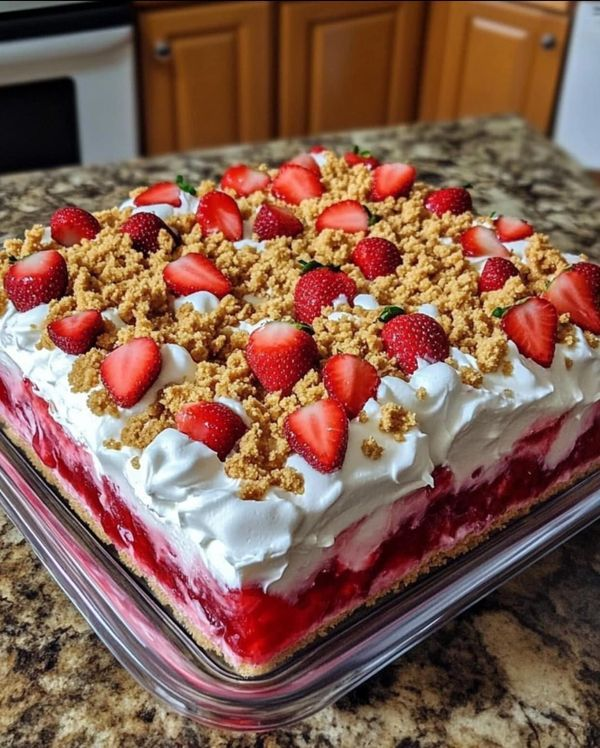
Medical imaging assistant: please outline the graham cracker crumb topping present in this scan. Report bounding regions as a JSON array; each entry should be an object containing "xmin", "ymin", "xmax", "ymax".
[
  {"xmin": 361, "ymin": 437, "xmax": 384, "ymax": 460},
  {"xmin": 0, "ymin": 151, "xmax": 589, "ymax": 498}
]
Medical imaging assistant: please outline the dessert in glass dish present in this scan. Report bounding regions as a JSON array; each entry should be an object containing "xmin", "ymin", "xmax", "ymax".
[{"xmin": 0, "ymin": 147, "xmax": 599, "ymax": 675}]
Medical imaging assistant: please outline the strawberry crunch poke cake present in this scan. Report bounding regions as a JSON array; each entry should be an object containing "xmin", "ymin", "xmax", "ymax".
[{"xmin": 1, "ymin": 147, "xmax": 599, "ymax": 675}]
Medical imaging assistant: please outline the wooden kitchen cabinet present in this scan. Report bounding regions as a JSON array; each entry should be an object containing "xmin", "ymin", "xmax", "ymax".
[
  {"xmin": 278, "ymin": 1, "xmax": 426, "ymax": 137},
  {"xmin": 137, "ymin": 1, "xmax": 273, "ymax": 155},
  {"xmin": 419, "ymin": 1, "xmax": 570, "ymax": 132}
]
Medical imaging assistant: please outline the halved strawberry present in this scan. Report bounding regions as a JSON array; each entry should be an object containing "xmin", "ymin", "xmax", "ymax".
[
  {"xmin": 286, "ymin": 153, "xmax": 321, "ymax": 176},
  {"xmin": 315, "ymin": 200, "xmax": 369, "ymax": 233},
  {"xmin": 50, "ymin": 206, "xmax": 101, "ymax": 247},
  {"xmin": 220, "ymin": 165, "xmax": 270, "ymax": 196},
  {"xmin": 424, "ymin": 187, "xmax": 472, "ymax": 216},
  {"xmin": 478, "ymin": 257, "xmax": 519, "ymax": 293},
  {"xmin": 246, "ymin": 321, "xmax": 319, "ymax": 394},
  {"xmin": 494, "ymin": 215, "xmax": 534, "ymax": 242},
  {"xmin": 543, "ymin": 269, "xmax": 600, "ymax": 334},
  {"xmin": 369, "ymin": 163, "xmax": 416, "ymax": 201},
  {"xmin": 323, "ymin": 354, "xmax": 380, "ymax": 418},
  {"xmin": 3, "ymin": 249, "xmax": 68, "ymax": 312},
  {"xmin": 294, "ymin": 266, "xmax": 357, "ymax": 324},
  {"xmin": 175, "ymin": 401, "xmax": 247, "ymax": 460},
  {"xmin": 253, "ymin": 203, "xmax": 303, "ymax": 241},
  {"xmin": 134, "ymin": 182, "xmax": 181, "ymax": 207},
  {"xmin": 196, "ymin": 190, "xmax": 243, "ymax": 241},
  {"xmin": 381, "ymin": 311, "xmax": 449, "ymax": 375},
  {"xmin": 460, "ymin": 226, "xmax": 510, "ymax": 258},
  {"xmin": 571, "ymin": 262, "xmax": 600, "ymax": 299},
  {"xmin": 272, "ymin": 164, "xmax": 324, "ymax": 205},
  {"xmin": 121, "ymin": 212, "xmax": 179, "ymax": 255},
  {"xmin": 284, "ymin": 399, "xmax": 348, "ymax": 473},
  {"xmin": 344, "ymin": 146, "xmax": 379, "ymax": 170},
  {"xmin": 47, "ymin": 310, "xmax": 103, "ymax": 355},
  {"xmin": 500, "ymin": 297, "xmax": 557, "ymax": 368},
  {"xmin": 163, "ymin": 253, "xmax": 231, "ymax": 298},
  {"xmin": 309, "ymin": 144, "xmax": 326, "ymax": 154},
  {"xmin": 351, "ymin": 237, "xmax": 401, "ymax": 279},
  {"xmin": 100, "ymin": 337, "xmax": 162, "ymax": 408}
]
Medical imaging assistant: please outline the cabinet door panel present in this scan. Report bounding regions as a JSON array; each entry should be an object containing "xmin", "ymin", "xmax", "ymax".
[
  {"xmin": 420, "ymin": 1, "xmax": 568, "ymax": 132},
  {"xmin": 458, "ymin": 17, "xmax": 531, "ymax": 116},
  {"xmin": 172, "ymin": 33, "xmax": 238, "ymax": 149},
  {"xmin": 139, "ymin": 2, "xmax": 273, "ymax": 155},
  {"xmin": 280, "ymin": 1, "xmax": 425, "ymax": 137}
]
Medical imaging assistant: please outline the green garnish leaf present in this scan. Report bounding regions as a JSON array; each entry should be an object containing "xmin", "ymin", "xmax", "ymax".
[
  {"xmin": 299, "ymin": 259, "xmax": 340, "ymax": 274},
  {"xmin": 293, "ymin": 322, "xmax": 315, "ymax": 335},
  {"xmin": 299, "ymin": 259, "xmax": 324, "ymax": 275},
  {"xmin": 176, "ymin": 174, "xmax": 197, "ymax": 196},
  {"xmin": 489, "ymin": 210, "xmax": 498, "ymax": 220},
  {"xmin": 366, "ymin": 206, "xmax": 382, "ymax": 227},
  {"xmin": 352, "ymin": 144, "xmax": 372, "ymax": 157},
  {"xmin": 463, "ymin": 182, "xmax": 474, "ymax": 189},
  {"xmin": 492, "ymin": 307, "xmax": 505, "ymax": 319},
  {"xmin": 379, "ymin": 306, "xmax": 404, "ymax": 323}
]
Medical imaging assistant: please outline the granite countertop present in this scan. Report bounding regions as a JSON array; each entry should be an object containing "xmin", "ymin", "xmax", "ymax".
[{"xmin": 0, "ymin": 116, "xmax": 599, "ymax": 747}]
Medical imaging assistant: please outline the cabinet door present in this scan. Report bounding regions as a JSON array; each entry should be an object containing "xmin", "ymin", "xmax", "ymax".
[
  {"xmin": 419, "ymin": 1, "xmax": 569, "ymax": 132},
  {"xmin": 279, "ymin": 1, "xmax": 425, "ymax": 137},
  {"xmin": 138, "ymin": 2, "xmax": 273, "ymax": 155}
]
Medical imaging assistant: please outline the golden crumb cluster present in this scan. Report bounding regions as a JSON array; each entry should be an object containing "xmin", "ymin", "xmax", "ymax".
[{"xmin": 0, "ymin": 151, "xmax": 588, "ymax": 498}]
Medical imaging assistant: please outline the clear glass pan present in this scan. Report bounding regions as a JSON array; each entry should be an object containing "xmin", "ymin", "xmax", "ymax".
[{"xmin": 0, "ymin": 428, "xmax": 598, "ymax": 731}]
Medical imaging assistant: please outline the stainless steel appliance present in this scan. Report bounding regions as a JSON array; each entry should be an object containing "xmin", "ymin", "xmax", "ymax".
[{"xmin": 0, "ymin": 1, "xmax": 138, "ymax": 173}]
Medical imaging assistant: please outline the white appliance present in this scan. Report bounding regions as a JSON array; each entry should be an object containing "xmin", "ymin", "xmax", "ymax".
[
  {"xmin": 0, "ymin": 1, "xmax": 138, "ymax": 173},
  {"xmin": 554, "ymin": 1, "xmax": 600, "ymax": 169}
]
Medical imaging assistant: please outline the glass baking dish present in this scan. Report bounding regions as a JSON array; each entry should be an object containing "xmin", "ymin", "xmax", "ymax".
[{"xmin": 0, "ymin": 427, "xmax": 598, "ymax": 731}]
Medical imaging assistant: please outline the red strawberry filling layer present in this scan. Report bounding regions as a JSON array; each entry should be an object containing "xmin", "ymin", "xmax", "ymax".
[{"xmin": 0, "ymin": 364, "xmax": 599, "ymax": 670}]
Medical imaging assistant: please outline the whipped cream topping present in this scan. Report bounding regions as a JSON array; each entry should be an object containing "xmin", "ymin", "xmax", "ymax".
[
  {"xmin": 2, "ymin": 196, "xmax": 599, "ymax": 595},
  {"xmin": 120, "ymin": 189, "xmax": 199, "ymax": 219}
]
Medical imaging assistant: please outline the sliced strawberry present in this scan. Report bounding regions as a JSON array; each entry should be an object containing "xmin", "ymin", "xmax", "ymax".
[
  {"xmin": 50, "ymin": 206, "xmax": 101, "ymax": 247},
  {"xmin": 571, "ymin": 262, "xmax": 600, "ymax": 299},
  {"xmin": 163, "ymin": 253, "xmax": 231, "ymax": 298},
  {"xmin": 309, "ymin": 144, "xmax": 326, "ymax": 154},
  {"xmin": 253, "ymin": 203, "xmax": 303, "ymax": 241},
  {"xmin": 220, "ymin": 165, "xmax": 270, "ymax": 197},
  {"xmin": 196, "ymin": 190, "xmax": 243, "ymax": 241},
  {"xmin": 284, "ymin": 399, "xmax": 348, "ymax": 473},
  {"xmin": 543, "ymin": 269, "xmax": 600, "ymax": 334},
  {"xmin": 100, "ymin": 337, "xmax": 162, "ymax": 408},
  {"xmin": 246, "ymin": 321, "xmax": 319, "ymax": 394},
  {"xmin": 351, "ymin": 237, "xmax": 401, "ymax": 279},
  {"xmin": 460, "ymin": 226, "xmax": 510, "ymax": 258},
  {"xmin": 478, "ymin": 257, "xmax": 519, "ymax": 293},
  {"xmin": 315, "ymin": 200, "xmax": 369, "ymax": 233},
  {"xmin": 175, "ymin": 401, "xmax": 247, "ymax": 460},
  {"xmin": 323, "ymin": 354, "xmax": 380, "ymax": 418},
  {"xmin": 494, "ymin": 215, "xmax": 534, "ymax": 243},
  {"xmin": 369, "ymin": 163, "xmax": 416, "ymax": 201},
  {"xmin": 134, "ymin": 182, "xmax": 181, "ymax": 208},
  {"xmin": 424, "ymin": 187, "xmax": 473, "ymax": 216},
  {"xmin": 382, "ymin": 311, "xmax": 449, "ymax": 375},
  {"xmin": 272, "ymin": 164, "xmax": 324, "ymax": 205},
  {"xmin": 286, "ymin": 153, "xmax": 321, "ymax": 176},
  {"xmin": 3, "ymin": 249, "xmax": 68, "ymax": 312},
  {"xmin": 47, "ymin": 310, "xmax": 103, "ymax": 355},
  {"xmin": 294, "ymin": 266, "xmax": 357, "ymax": 325},
  {"xmin": 344, "ymin": 147, "xmax": 379, "ymax": 170},
  {"xmin": 121, "ymin": 212, "xmax": 179, "ymax": 255},
  {"xmin": 500, "ymin": 297, "xmax": 557, "ymax": 368}
]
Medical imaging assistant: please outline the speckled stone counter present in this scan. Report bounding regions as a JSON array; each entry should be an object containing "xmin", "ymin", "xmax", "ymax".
[{"xmin": 0, "ymin": 117, "xmax": 598, "ymax": 747}]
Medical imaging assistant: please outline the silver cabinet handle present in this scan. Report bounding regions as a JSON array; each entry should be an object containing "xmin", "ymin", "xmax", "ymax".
[
  {"xmin": 154, "ymin": 39, "xmax": 171, "ymax": 61},
  {"xmin": 540, "ymin": 33, "xmax": 557, "ymax": 50}
]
